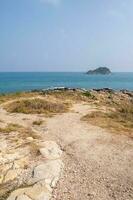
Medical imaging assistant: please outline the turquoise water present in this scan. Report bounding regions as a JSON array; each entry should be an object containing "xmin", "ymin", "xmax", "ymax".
[{"xmin": 0, "ymin": 72, "xmax": 133, "ymax": 93}]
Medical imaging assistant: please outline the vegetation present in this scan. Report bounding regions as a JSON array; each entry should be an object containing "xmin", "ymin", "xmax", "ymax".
[
  {"xmin": 82, "ymin": 100, "xmax": 133, "ymax": 137},
  {"xmin": 1, "ymin": 89, "xmax": 133, "ymax": 137},
  {"xmin": 87, "ymin": 67, "xmax": 111, "ymax": 75},
  {"xmin": 0, "ymin": 123, "xmax": 39, "ymax": 139},
  {"xmin": 0, "ymin": 123, "xmax": 22, "ymax": 133},
  {"xmin": 0, "ymin": 90, "xmax": 96, "ymax": 107},
  {"xmin": 41, "ymin": 90, "xmax": 86, "ymax": 102},
  {"xmin": 0, "ymin": 91, "xmax": 39, "ymax": 104},
  {"xmin": 4, "ymin": 98, "xmax": 70, "ymax": 115},
  {"xmin": 33, "ymin": 120, "xmax": 44, "ymax": 126},
  {"xmin": 83, "ymin": 91, "xmax": 96, "ymax": 100},
  {"xmin": 0, "ymin": 123, "xmax": 41, "ymax": 156}
]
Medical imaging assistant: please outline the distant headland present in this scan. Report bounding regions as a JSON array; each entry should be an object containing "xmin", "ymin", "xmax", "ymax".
[{"xmin": 86, "ymin": 67, "xmax": 111, "ymax": 75}]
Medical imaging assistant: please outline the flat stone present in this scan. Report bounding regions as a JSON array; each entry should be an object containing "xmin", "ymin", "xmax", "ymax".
[
  {"xmin": 26, "ymin": 183, "xmax": 51, "ymax": 200},
  {"xmin": 17, "ymin": 194, "xmax": 32, "ymax": 200},
  {"xmin": 14, "ymin": 156, "xmax": 29, "ymax": 169},
  {"xmin": 31, "ymin": 159, "xmax": 64, "ymax": 186},
  {"xmin": 26, "ymin": 137, "xmax": 34, "ymax": 142},
  {"xmin": 39, "ymin": 141, "xmax": 62, "ymax": 160},
  {"xmin": 7, "ymin": 188, "xmax": 27, "ymax": 200},
  {"xmin": 7, "ymin": 183, "xmax": 51, "ymax": 200},
  {"xmin": 4, "ymin": 169, "xmax": 22, "ymax": 183},
  {"xmin": 5, "ymin": 152, "xmax": 21, "ymax": 162},
  {"xmin": 0, "ymin": 140, "xmax": 7, "ymax": 151}
]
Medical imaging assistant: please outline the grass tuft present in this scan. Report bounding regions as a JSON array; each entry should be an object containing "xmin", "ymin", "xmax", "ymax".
[
  {"xmin": 4, "ymin": 98, "xmax": 69, "ymax": 115},
  {"xmin": 33, "ymin": 120, "xmax": 44, "ymax": 126},
  {"xmin": 82, "ymin": 100, "xmax": 133, "ymax": 137},
  {"xmin": 0, "ymin": 123, "xmax": 22, "ymax": 133},
  {"xmin": 83, "ymin": 91, "xmax": 97, "ymax": 100}
]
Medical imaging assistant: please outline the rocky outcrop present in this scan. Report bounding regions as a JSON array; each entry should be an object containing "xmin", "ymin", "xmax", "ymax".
[
  {"xmin": 87, "ymin": 67, "xmax": 111, "ymax": 75},
  {"xmin": 7, "ymin": 141, "xmax": 64, "ymax": 200},
  {"xmin": 93, "ymin": 88, "xmax": 115, "ymax": 93},
  {"xmin": 39, "ymin": 141, "xmax": 62, "ymax": 160}
]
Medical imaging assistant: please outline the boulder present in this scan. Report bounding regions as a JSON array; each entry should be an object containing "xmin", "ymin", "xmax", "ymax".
[
  {"xmin": 7, "ymin": 182, "xmax": 51, "ymax": 200},
  {"xmin": 31, "ymin": 160, "xmax": 64, "ymax": 186},
  {"xmin": 4, "ymin": 169, "xmax": 22, "ymax": 183},
  {"xmin": 39, "ymin": 141, "xmax": 62, "ymax": 160}
]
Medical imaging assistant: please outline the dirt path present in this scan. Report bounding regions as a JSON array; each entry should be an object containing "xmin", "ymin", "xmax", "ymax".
[{"xmin": 43, "ymin": 103, "xmax": 133, "ymax": 200}]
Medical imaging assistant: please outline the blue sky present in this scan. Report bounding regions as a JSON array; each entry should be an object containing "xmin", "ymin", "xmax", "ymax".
[{"xmin": 0, "ymin": 0, "xmax": 133, "ymax": 72}]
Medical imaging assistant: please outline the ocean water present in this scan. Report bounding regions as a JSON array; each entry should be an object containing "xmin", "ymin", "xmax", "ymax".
[{"xmin": 0, "ymin": 72, "xmax": 133, "ymax": 93}]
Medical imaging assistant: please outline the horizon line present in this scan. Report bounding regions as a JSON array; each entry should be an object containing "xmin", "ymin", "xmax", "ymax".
[{"xmin": 0, "ymin": 71, "xmax": 133, "ymax": 73}]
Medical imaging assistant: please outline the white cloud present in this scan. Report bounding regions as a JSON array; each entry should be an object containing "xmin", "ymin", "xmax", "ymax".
[{"xmin": 40, "ymin": 0, "xmax": 61, "ymax": 6}]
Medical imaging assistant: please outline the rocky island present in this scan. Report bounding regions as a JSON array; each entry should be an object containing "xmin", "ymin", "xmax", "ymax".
[{"xmin": 87, "ymin": 67, "xmax": 111, "ymax": 75}]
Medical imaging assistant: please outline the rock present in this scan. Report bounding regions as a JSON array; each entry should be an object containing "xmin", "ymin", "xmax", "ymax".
[
  {"xmin": 39, "ymin": 141, "xmax": 62, "ymax": 160},
  {"xmin": 7, "ymin": 183, "xmax": 51, "ymax": 200},
  {"xmin": 7, "ymin": 188, "xmax": 26, "ymax": 200},
  {"xmin": 14, "ymin": 157, "xmax": 29, "ymax": 169},
  {"xmin": 4, "ymin": 152, "xmax": 22, "ymax": 163},
  {"xmin": 0, "ymin": 140, "xmax": 7, "ymax": 151},
  {"xmin": 30, "ymin": 160, "xmax": 64, "ymax": 186},
  {"xmin": 4, "ymin": 169, "xmax": 22, "ymax": 183},
  {"xmin": 93, "ymin": 88, "xmax": 114, "ymax": 93},
  {"xmin": 0, "ymin": 174, "xmax": 4, "ymax": 184},
  {"xmin": 120, "ymin": 90, "xmax": 133, "ymax": 97},
  {"xmin": 26, "ymin": 183, "xmax": 51, "ymax": 200},
  {"xmin": 87, "ymin": 67, "xmax": 111, "ymax": 75},
  {"xmin": 26, "ymin": 137, "xmax": 34, "ymax": 142},
  {"xmin": 16, "ymin": 194, "xmax": 32, "ymax": 200},
  {"xmin": 6, "ymin": 142, "xmax": 64, "ymax": 200}
]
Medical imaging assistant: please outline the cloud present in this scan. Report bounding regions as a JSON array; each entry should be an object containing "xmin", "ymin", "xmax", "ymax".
[{"xmin": 40, "ymin": 0, "xmax": 61, "ymax": 6}]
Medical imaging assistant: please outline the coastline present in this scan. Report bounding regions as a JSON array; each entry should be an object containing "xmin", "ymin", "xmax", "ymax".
[
  {"xmin": 0, "ymin": 72, "xmax": 133, "ymax": 93},
  {"xmin": 0, "ymin": 86, "xmax": 133, "ymax": 95}
]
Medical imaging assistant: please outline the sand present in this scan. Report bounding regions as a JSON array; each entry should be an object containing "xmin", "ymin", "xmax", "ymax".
[{"xmin": 0, "ymin": 100, "xmax": 133, "ymax": 200}]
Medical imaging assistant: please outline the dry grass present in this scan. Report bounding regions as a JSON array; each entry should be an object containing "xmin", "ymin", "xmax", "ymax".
[
  {"xmin": 0, "ymin": 91, "xmax": 39, "ymax": 104},
  {"xmin": 4, "ymin": 98, "xmax": 70, "ymax": 115},
  {"xmin": 0, "ymin": 123, "xmax": 42, "ymax": 157},
  {"xmin": 41, "ymin": 90, "xmax": 89, "ymax": 103},
  {"xmin": 0, "ymin": 123, "xmax": 22, "ymax": 133},
  {"xmin": 0, "ymin": 123, "xmax": 39, "ymax": 140},
  {"xmin": 82, "ymin": 91, "xmax": 97, "ymax": 100},
  {"xmin": 0, "ymin": 90, "xmax": 97, "ymax": 107},
  {"xmin": 0, "ymin": 90, "xmax": 86, "ymax": 105},
  {"xmin": 33, "ymin": 120, "xmax": 44, "ymax": 126},
  {"xmin": 82, "ymin": 100, "xmax": 133, "ymax": 137}
]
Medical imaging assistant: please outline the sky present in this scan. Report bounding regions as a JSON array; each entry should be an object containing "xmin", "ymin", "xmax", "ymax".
[{"xmin": 0, "ymin": 0, "xmax": 133, "ymax": 72}]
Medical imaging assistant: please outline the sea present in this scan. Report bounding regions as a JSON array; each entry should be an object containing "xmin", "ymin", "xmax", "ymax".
[{"xmin": 0, "ymin": 72, "xmax": 133, "ymax": 93}]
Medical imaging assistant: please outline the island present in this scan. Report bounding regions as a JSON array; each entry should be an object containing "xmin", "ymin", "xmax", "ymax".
[{"xmin": 86, "ymin": 67, "xmax": 111, "ymax": 75}]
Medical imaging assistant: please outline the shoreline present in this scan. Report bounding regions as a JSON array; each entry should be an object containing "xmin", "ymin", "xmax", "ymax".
[
  {"xmin": 0, "ymin": 87, "xmax": 132, "ymax": 97},
  {"xmin": 0, "ymin": 86, "xmax": 133, "ymax": 95}
]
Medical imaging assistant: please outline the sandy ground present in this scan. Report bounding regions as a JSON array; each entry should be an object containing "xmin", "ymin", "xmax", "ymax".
[
  {"xmin": 43, "ymin": 104, "xmax": 133, "ymax": 200},
  {"xmin": 0, "ymin": 102, "xmax": 133, "ymax": 200}
]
